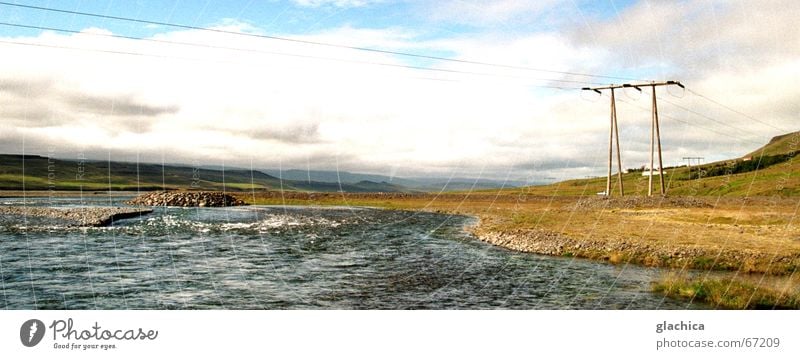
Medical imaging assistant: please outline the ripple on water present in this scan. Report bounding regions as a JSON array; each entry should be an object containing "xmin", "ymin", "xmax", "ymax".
[{"xmin": 0, "ymin": 200, "xmax": 702, "ymax": 309}]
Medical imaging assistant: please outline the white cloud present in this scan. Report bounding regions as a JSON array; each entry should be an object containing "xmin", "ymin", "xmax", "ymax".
[
  {"xmin": 0, "ymin": 1, "xmax": 797, "ymax": 180},
  {"xmin": 421, "ymin": 0, "xmax": 566, "ymax": 26},
  {"xmin": 1, "ymin": 22, "xmax": 607, "ymax": 179},
  {"xmin": 292, "ymin": 0, "xmax": 382, "ymax": 8}
]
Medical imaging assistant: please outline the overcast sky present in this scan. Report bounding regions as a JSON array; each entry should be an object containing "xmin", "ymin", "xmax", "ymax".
[{"xmin": 0, "ymin": 0, "xmax": 797, "ymax": 182}]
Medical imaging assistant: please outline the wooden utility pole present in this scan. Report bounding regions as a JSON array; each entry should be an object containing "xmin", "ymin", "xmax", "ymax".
[
  {"xmin": 583, "ymin": 85, "xmax": 624, "ymax": 196},
  {"xmin": 612, "ymin": 89, "xmax": 623, "ymax": 196},
  {"xmin": 584, "ymin": 80, "xmax": 684, "ymax": 197},
  {"xmin": 650, "ymin": 86, "xmax": 663, "ymax": 196},
  {"xmin": 682, "ymin": 156, "xmax": 704, "ymax": 178}
]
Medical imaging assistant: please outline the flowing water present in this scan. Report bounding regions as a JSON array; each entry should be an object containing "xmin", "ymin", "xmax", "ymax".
[{"xmin": 0, "ymin": 196, "xmax": 702, "ymax": 309}]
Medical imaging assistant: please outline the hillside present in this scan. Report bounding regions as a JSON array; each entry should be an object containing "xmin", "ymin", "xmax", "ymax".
[
  {"xmin": 0, "ymin": 155, "xmax": 408, "ymax": 192},
  {"xmin": 263, "ymin": 168, "xmax": 528, "ymax": 190},
  {"xmin": 474, "ymin": 130, "xmax": 800, "ymax": 197},
  {"xmin": 746, "ymin": 131, "xmax": 800, "ymax": 157},
  {"xmin": 0, "ymin": 154, "xmax": 287, "ymax": 191},
  {"xmin": 2, "ymin": 130, "xmax": 796, "ymax": 195}
]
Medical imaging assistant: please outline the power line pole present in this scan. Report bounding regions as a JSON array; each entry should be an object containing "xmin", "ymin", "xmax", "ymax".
[
  {"xmin": 636, "ymin": 81, "xmax": 684, "ymax": 196},
  {"xmin": 682, "ymin": 156, "xmax": 704, "ymax": 178},
  {"xmin": 584, "ymin": 80, "xmax": 684, "ymax": 197},
  {"xmin": 582, "ymin": 86, "xmax": 624, "ymax": 196}
]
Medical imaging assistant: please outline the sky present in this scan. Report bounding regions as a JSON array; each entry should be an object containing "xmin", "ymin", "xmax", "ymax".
[{"xmin": 0, "ymin": 0, "xmax": 797, "ymax": 182}]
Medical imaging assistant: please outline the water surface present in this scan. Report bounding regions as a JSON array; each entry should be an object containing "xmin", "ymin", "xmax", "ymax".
[{"xmin": 0, "ymin": 197, "xmax": 701, "ymax": 309}]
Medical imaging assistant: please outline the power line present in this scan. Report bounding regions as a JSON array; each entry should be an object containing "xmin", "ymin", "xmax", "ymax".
[
  {"xmin": 686, "ymin": 88, "xmax": 787, "ymax": 132},
  {"xmin": 0, "ymin": 39, "xmax": 184, "ymax": 60},
  {"xmin": 0, "ymin": 1, "xmax": 648, "ymax": 82},
  {"xmin": 614, "ymin": 95, "xmax": 763, "ymax": 147},
  {"xmin": 618, "ymin": 95, "xmax": 761, "ymax": 145},
  {"xmin": 657, "ymin": 95, "xmax": 761, "ymax": 137},
  {"xmin": 0, "ymin": 21, "xmax": 600, "ymax": 87},
  {"xmin": 0, "ymin": 39, "xmax": 577, "ymax": 90},
  {"xmin": 611, "ymin": 87, "xmax": 766, "ymax": 146}
]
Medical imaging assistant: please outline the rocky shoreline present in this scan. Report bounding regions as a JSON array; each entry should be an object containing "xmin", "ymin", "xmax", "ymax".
[
  {"xmin": 0, "ymin": 206, "xmax": 153, "ymax": 227},
  {"xmin": 127, "ymin": 191, "xmax": 246, "ymax": 207},
  {"xmin": 470, "ymin": 221, "xmax": 800, "ymax": 275},
  {"xmin": 570, "ymin": 196, "xmax": 712, "ymax": 210}
]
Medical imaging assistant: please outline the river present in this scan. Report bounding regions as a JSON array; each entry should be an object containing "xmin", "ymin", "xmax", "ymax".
[{"xmin": 0, "ymin": 196, "xmax": 702, "ymax": 309}]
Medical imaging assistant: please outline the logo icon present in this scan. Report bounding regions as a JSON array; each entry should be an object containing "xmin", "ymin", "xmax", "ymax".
[{"xmin": 20, "ymin": 319, "xmax": 46, "ymax": 347}]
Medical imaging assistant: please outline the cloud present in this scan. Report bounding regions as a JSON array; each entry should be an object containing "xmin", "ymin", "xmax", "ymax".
[
  {"xmin": 61, "ymin": 92, "xmax": 179, "ymax": 118},
  {"xmin": 0, "ymin": 2, "xmax": 796, "ymax": 181},
  {"xmin": 292, "ymin": 0, "xmax": 382, "ymax": 8},
  {"xmin": 567, "ymin": 0, "xmax": 800, "ymax": 76},
  {"xmin": 421, "ymin": 0, "xmax": 566, "ymax": 27},
  {"xmin": 0, "ymin": 75, "xmax": 178, "ymax": 133},
  {"xmin": 214, "ymin": 122, "xmax": 322, "ymax": 144},
  {"xmin": 0, "ymin": 77, "xmax": 53, "ymax": 97}
]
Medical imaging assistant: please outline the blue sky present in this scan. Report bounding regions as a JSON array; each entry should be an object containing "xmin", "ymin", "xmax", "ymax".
[
  {"xmin": 0, "ymin": 0, "xmax": 796, "ymax": 180},
  {"xmin": 0, "ymin": 1, "xmax": 635, "ymax": 43}
]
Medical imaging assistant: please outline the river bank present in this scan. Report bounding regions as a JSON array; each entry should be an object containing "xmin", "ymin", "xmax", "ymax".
[
  {"xmin": 0, "ymin": 196, "xmax": 698, "ymax": 309},
  {"xmin": 4, "ymin": 190, "xmax": 799, "ymax": 308},
  {"xmin": 6, "ymin": 191, "xmax": 798, "ymax": 273},
  {"xmin": 240, "ymin": 191, "xmax": 800, "ymax": 273},
  {"xmin": 242, "ymin": 191, "xmax": 800, "ymax": 308}
]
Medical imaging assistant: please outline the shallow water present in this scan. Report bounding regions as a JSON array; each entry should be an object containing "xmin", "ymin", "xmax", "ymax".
[{"xmin": 0, "ymin": 197, "xmax": 702, "ymax": 309}]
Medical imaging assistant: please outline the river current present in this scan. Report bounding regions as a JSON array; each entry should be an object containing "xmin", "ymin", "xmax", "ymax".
[{"xmin": 0, "ymin": 197, "xmax": 701, "ymax": 309}]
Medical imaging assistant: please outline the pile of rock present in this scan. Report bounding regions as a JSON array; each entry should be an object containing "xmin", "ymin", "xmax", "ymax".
[
  {"xmin": 126, "ymin": 191, "xmax": 247, "ymax": 207},
  {"xmin": 571, "ymin": 196, "xmax": 711, "ymax": 210}
]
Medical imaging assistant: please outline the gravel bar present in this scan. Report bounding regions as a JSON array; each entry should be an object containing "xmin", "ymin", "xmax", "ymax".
[{"xmin": 0, "ymin": 206, "xmax": 153, "ymax": 227}]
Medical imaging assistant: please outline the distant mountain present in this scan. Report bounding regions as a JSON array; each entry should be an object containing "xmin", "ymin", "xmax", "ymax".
[
  {"xmin": 264, "ymin": 169, "xmax": 408, "ymax": 185},
  {"xmin": 285, "ymin": 179, "xmax": 409, "ymax": 193},
  {"xmin": 0, "ymin": 154, "xmax": 287, "ymax": 191},
  {"xmin": 0, "ymin": 154, "xmax": 530, "ymax": 193},
  {"xmin": 0, "ymin": 155, "xmax": 410, "ymax": 193},
  {"xmin": 416, "ymin": 181, "xmax": 526, "ymax": 191},
  {"xmin": 263, "ymin": 169, "xmax": 528, "ymax": 191}
]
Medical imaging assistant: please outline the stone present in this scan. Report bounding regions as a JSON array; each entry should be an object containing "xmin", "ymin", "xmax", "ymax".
[{"xmin": 126, "ymin": 191, "xmax": 247, "ymax": 207}]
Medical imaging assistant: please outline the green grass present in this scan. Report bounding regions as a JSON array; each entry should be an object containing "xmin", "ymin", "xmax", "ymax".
[
  {"xmin": 746, "ymin": 131, "xmax": 800, "ymax": 157},
  {"xmin": 653, "ymin": 273, "xmax": 800, "ymax": 309},
  {"xmin": 466, "ymin": 152, "xmax": 800, "ymax": 197}
]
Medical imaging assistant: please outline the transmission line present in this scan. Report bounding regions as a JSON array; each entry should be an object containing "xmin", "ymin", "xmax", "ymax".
[
  {"xmin": 657, "ymin": 95, "xmax": 766, "ymax": 138},
  {"xmin": 0, "ymin": 1, "xmax": 649, "ymax": 82},
  {"xmin": 614, "ymin": 96, "xmax": 763, "ymax": 147},
  {"xmin": 0, "ymin": 39, "xmax": 578, "ymax": 90},
  {"xmin": 686, "ymin": 88, "xmax": 787, "ymax": 132},
  {"xmin": 0, "ymin": 22, "xmax": 600, "ymax": 87}
]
